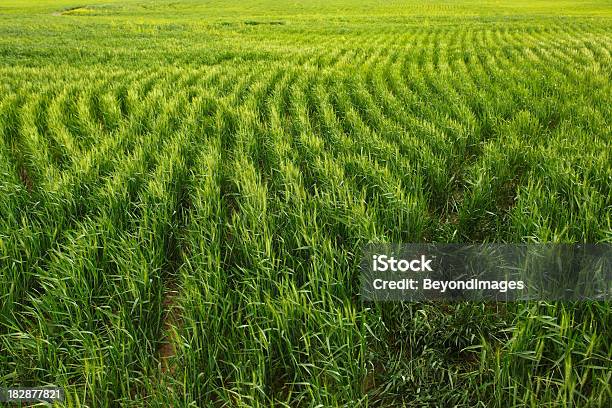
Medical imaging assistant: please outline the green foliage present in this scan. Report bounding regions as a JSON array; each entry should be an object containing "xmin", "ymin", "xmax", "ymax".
[{"xmin": 0, "ymin": 1, "xmax": 610, "ymax": 406}]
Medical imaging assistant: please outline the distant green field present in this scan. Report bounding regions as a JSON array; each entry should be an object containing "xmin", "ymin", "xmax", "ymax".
[{"xmin": 1, "ymin": 1, "xmax": 611, "ymax": 406}]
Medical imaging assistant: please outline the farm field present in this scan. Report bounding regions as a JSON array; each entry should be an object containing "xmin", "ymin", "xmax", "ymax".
[{"xmin": 0, "ymin": 0, "xmax": 611, "ymax": 406}]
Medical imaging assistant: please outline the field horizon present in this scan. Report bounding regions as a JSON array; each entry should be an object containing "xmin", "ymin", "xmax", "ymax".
[{"xmin": 1, "ymin": 1, "xmax": 611, "ymax": 406}]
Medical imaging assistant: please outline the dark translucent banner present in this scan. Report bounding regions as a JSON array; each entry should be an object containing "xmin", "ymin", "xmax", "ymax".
[{"xmin": 361, "ymin": 244, "xmax": 611, "ymax": 301}]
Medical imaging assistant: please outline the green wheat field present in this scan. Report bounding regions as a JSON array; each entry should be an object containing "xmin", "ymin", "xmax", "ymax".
[{"xmin": 1, "ymin": 0, "xmax": 611, "ymax": 406}]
